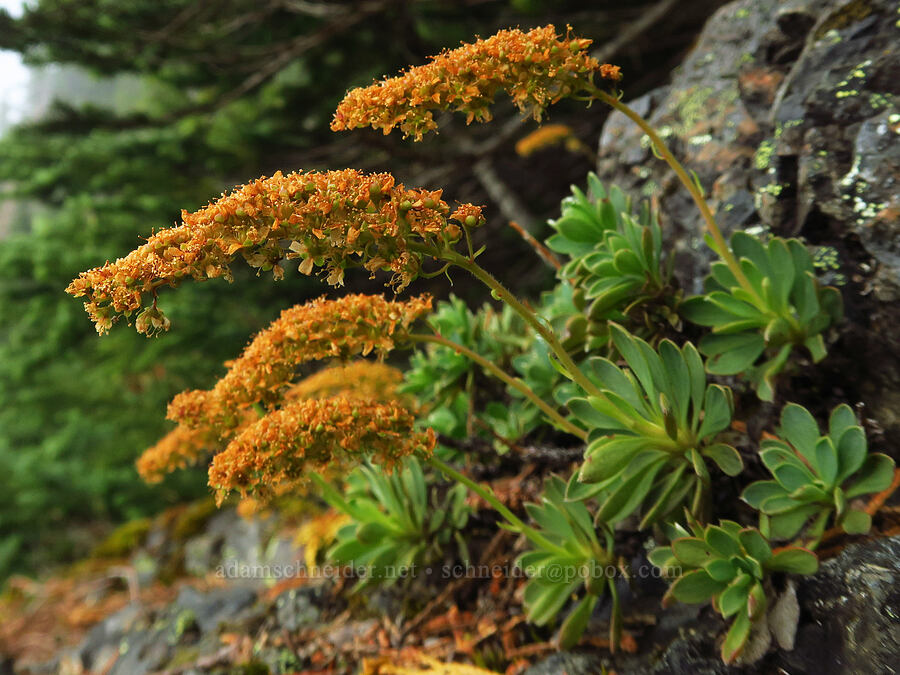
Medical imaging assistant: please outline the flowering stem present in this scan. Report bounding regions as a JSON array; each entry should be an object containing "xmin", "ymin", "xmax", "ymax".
[
  {"xmin": 591, "ymin": 88, "xmax": 765, "ymax": 308},
  {"xmin": 409, "ymin": 333, "xmax": 587, "ymax": 441},
  {"xmin": 435, "ymin": 248, "xmax": 604, "ymax": 400},
  {"xmin": 426, "ymin": 454, "xmax": 568, "ymax": 556}
]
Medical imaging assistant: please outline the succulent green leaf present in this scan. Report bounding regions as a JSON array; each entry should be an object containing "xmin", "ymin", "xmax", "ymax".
[
  {"xmin": 738, "ymin": 528, "xmax": 772, "ymax": 563},
  {"xmin": 702, "ymin": 333, "xmax": 766, "ymax": 375},
  {"xmin": 780, "ymin": 403, "xmax": 820, "ymax": 461},
  {"xmin": 698, "ymin": 385, "xmax": 733, "ymax": 440},
  {"xmin": 766, "ymin": 547, "xmax": 818, "ymax": 575},
  {"xmin": 746, "ymin": 580, "xmax": 767, "ymax": 620},
  {"xmin": 829, "ymin": 403, "xmax": 858, "ymax": 442},
  {"xmin": 840, "ymin": 508, "xmax": 872, "ymax": 535},
  {"xmin": 718, "ymin": 573, "xmax": 751, "ymax": 617},
  {"xmin": 524, "ymin": 578, "xmax": 580, "ymax": 625},
  {"xmin": 671, "ymin": 537, "xmax": 715, "ymax": 567},
  {"xmin": 773, "ymin": 464, "xmax": 815, "ymax": 493},
  {"xmin": 578, "ymin": 436, "xmax": 648, "ymax": 484},
  {"xmin": 668, "ymin": 569, "xmax": 728, "ymax": 604},
  {"xmin": 648, "ymin": 546, "xmax": 679, "ymax": 571},
  {"xmin": 705, "ymin": 526, "xmax": 742, "ymax": 557},
  {"xmin": 705, "ymin": 558, "xmax": 738, "ymax": 583},
  {"xmin": 813, "ymin": 437, "xmax": 839, "ymax": 488},
  {"xmin": 845, "ymin": 454, "xmax": 895, "ymax": 498},
  {"xmin": 766, "ymin": 505, "xmax": 819, "ymax": 540},
  {"xmin": 835, "ymin": 427, "xmax": 867, "ymax": 483},
  {"xmin": 703, "ymin": 443, "xmax": 743, "ymax": 476},
  {"xmin": 596, "ymin": 455, "xmax": 668, "ymax": 523},
  {"xmin": 557, "ymin": 593, "xmax": 599, "ymax": 649},
  {"xmin": 680, "ymin": 296, "xmax": 733, "ymax": 326},
  {"xmin": 742, "ymin": 480, "xmax": 787, "ymax": 508},
  {"xmin": 721, "ymin": 610, "xmax": 752, "ymax": 664}
]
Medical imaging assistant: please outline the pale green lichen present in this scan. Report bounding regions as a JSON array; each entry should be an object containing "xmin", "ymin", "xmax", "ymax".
[
  {"xmin": 735, "ymin": 8, "xmax": 750, "ymax": 19},
  {"xmin": 754, "ymin": 139, "xmax": 776, "ymax": 170},
  {"xmin": 641, "ymin": 180, "xmax": 660, "ymax": 197},
  {"xmin": 689, "ymin": 133, "xmax": 713, "ymax": 146},
  {"xmin": 813, "ymin": 247, "xmax": 842, "ymax": 272},
  {"xmin": 868, "ymin": 93, "xmax": 891, "ymax": 109},
  {"xmin": 813, "ymin": 247, "xmax": 847, "ymax": 286}
]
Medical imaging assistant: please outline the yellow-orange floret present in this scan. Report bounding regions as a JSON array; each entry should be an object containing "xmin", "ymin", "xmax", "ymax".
[
  {"xmin": 515, "ymin": 124, "xmax": 574, "ymax": 157},
  {"xmin": 332, "ymin": 25, "xmax": 619, "ymax": 140},
  {"xmin": 167, "ymin": 293, "xmax": 432, "ymax": 435},
  {"xmin": 136, "ymin": 426, "xmax": 210, "ymax": 483},
  {"xmin": 67, "ymin": 170, "xmax": 475, "ymax": 335},
  {"xmin": 208, "ymin": 396, "xmax": 434, "ymax": 503},
  {"xmin": 284, "ymin": 361, "xmax": 405, "ymax": 403}
]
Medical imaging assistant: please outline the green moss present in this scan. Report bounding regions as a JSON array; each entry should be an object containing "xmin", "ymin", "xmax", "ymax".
[
  {"xmin": 91, "ymin": 517, "xmax": 152, "ymax": 559},
  {"xmin": 170, "ymin": 608, "xmax": 198, "ymax": 644},
  {"xmin": 236, "ymin": 662, "xmax": 270, "ymax": 675},
  {"xmin": 166, "ymin": 645, "xmax": 200, "ymax": 667},
  {"xmin": 171, "ymin": 497, "xmax": 218, "ymax": 541},
  {"xmin": 814, "ymin": 0, "xmax": 874, "ymax": 40}
]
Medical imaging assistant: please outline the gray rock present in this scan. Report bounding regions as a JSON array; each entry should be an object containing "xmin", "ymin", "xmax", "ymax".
[
  {"xmin": 596, "ymin": 0, "xmax": 900, "ymax": 439},
  {"xmin": 173, "ymin": 585, "xmax": 257, "ymax": 634},
  {"xmin": 274, "ymin": 585, "xmax": 322, "ymax": 632},
  {"xmin": 521, "ymin": 652, "xmax": 606, "ymax": 675},
  {"xmin": 778, "ymin": 535, "xmax": 900, "ymax": 675}
]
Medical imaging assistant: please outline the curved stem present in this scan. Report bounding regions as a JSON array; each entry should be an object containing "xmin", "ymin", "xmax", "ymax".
[
  {"xmin": 592, "ymin": 88, "xmax": 765, "ymax": 308},
  {"xmin": 436, "ymin": 248, "xmax": 604, "ymax": 399},
  {"xmin": 409, "ymin": 333, "xmax": 586, "ymax": 441},
  {"xmin": 426, "ymin": 454, "xmax": 568, "ymax": 556}
]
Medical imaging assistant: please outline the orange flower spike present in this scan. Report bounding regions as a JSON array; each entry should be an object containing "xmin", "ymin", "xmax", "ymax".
[
  {"xmin": 68, "ymin": 169, "xmax": 476, "ymax": 335},
  {"xmin": 283, "ymin": 361, "xmax": 405, "ymax": 403},
  {"xmin": 333, "ymin": 25, "xmax": 620, "ymax": 140},
  {"xmin": 168, "ymin": 293, "xmax": 432, "ymax": 434},
  {"xmin": 136, "ymin": 426, "xmax": 209, "ymax": 483},
  {"xmin": 208, "ymin": 396, "xmax": 435, "ymax": 503}
]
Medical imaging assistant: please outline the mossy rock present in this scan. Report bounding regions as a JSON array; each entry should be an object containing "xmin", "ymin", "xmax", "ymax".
[
  {"xmin": 171, "ymin": 496, "xmax": 219, "ymax": 541},
  {"xmin": 90, "ymin": 517, "xmax": 152, "ymax": 559}
]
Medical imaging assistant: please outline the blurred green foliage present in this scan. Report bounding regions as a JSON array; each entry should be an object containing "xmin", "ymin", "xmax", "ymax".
[{"xmin": 0, "ymin": 0, "xmax": 609, "ymax": 579}]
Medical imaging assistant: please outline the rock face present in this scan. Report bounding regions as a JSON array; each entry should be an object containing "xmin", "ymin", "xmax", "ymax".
[
  {"xmin": 525, "ymin": 536, "xmax": 900, "ymax": 674},
  {"xmin": 596, "ymin": 0, "xmax": 900, "ymax": 441},
  {"xmin": 781, "ymin": 535, "xmax": 900, "ymax": 675}
]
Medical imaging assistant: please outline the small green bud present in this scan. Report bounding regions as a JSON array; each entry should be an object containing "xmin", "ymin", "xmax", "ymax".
[
  {"xmin": 305, "ymin": 182, "xmax": 316, "ymax": 193},
  {"xmin": 214, "ymin": 214, "xmax": 225, "ymax": 223},
  {"xmin": 235, "ymin": 207, "xmax": 246, "ymax": 217},
  {"xmin": 400, "ymin": 200, "xmax": 413, "ymax": 211},
  {"xmin": 465, "ymin": 215, "xmax": 477, "ymax": 227}
]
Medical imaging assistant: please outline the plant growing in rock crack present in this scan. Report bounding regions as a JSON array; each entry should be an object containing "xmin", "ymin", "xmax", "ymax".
[
  {"xmin": 68, "ymin": 22, "xmax": 895, "ymax": 665},
  {"xmin": 547, "ymin": 173, "xmax": 678, "ymax": 354},
  {"xmin": 565, "ymin": 323, "xmax": 740, "ymax": 527},
  {"xmin": 516, "ymin": 475, "xmax": 621, "ymax": 650},
  {"xmin": 681, "ymin": 232, "xmax": 843, "ymax": 401},
  {"xmin": 648, "ymin": 517, "xmax": 818, "ymax": 664},
  {"xmin": 313, "ymin": 458, "xmax": 470, "ymax": 590},
  {"xmin": 742, "ymin": 403, "xmax": 895, "ymax": 546}
]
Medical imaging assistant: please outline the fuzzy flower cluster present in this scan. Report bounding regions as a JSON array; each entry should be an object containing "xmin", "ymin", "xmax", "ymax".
[
  {"xmin": 67, "ymin": 170, "xmax": 480, "ymax": 335},
  {"xmin": 136, "ymin": 426, "xmax": 211, "ymax": 484},
  {"xmin": 136, "ymin": 361, "xmax": 404, "ymax": 485},
  {"xmin": 168, "ymin": 294, "xmax": 432, "ymax": 434},
  {"xmin": 208, "ymin": 396, "xmax": 434, "ymax": 503},
  {"xmin": 332, "ymin": 25, "xmax": 620, "ymax": 140},
  {"xmin": 515, "ymin": 123, "xmax": 574, "ymax": 156},
  {"xmin": 284, "ymin": 360, "xmax": 404, "ymax": 403}
]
